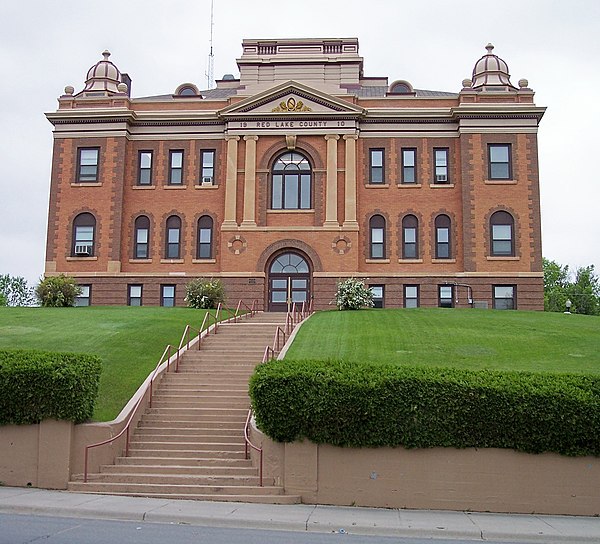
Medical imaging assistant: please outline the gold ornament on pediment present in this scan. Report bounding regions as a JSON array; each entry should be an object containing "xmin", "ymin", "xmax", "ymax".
[{"xmin": 271, "ymin": 97, "xmax": 312, "ymax": 112}]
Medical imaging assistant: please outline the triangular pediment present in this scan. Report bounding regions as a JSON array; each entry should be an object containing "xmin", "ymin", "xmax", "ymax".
[{"xmin": 218, "ymin": 81, "xmax": 365, "ymax": 118}]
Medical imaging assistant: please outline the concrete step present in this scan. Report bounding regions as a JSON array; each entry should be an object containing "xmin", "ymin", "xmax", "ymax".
[
  {"xmin": 138, "ymin": 417, "xmax": 245, "ymax": 428},
  {"xmin": 106, "ymin": 464, "xmax": 256, "ymax": 475},
  {"xmin": 132, "ymin": 433, "xmax": 243, "ymax": 444},
  {"xmin": 126, "ymin": 449, "xmax": 247, "ymax": 459},
  {"xmin": 146, "ymin": 407, "xmax": 248, "ymax": 417},
  {"xmin": 129, "ymin": 441, "xmax": 245, "ymax": 451},
  {"xmin": 157, "ymin": 386, "xmax": 248, "ymax": 393},
  {"xmin": 115, "ymin": 456, "xmax": 252, "ymax": 467},
  {"xmin": 68, "ymin": 482, "xmax": 287, "ymax": 496},
  {"xmin": 66, "ymin": 490, "xmax": 301, "ymax": 504},
  {"xmin": 83, "ymin": 473, "xmax": 261, "ymax": 486},
  {"xmin": 136, "ymin": 426, "xmax": 243, "ymax": 436},
  {"xmin": 150, "ymin": 400, "xmax": 249, "ymax": 409}
]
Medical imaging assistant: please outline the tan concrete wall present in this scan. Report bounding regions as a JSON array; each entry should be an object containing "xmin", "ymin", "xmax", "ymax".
[
  {"xmin": 251, "ymin": 425, "xmax": 600, "ymax": 516},
  {"xmin": 0, "ymin": 420, "xmax": 73, "ymax": 489}
]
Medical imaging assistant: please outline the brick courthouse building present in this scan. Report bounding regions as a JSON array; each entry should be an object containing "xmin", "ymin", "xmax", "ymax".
[{"xmin": 45, "ymin": 39, "xmax": 545, "ymax": 310}]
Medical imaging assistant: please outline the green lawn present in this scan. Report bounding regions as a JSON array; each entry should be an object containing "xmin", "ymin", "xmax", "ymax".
[
  {"xmin": 0, "ymin": 306, "xmax": 213, "ymax": 421},
  {"xmin": 285, "ymin": 309, "xmax": 600, "ymax": 374}
]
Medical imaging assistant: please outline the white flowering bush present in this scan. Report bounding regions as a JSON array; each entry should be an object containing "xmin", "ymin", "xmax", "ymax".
[
  {"xmin": 185, "ymin": 278, "xmax": 225, "ymax": 309},
  {"xmin": 334, "ymin": 278, "xmax": 374, "ymax": 310}
]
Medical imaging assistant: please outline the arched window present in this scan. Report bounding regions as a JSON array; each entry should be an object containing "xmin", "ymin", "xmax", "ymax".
[
  {"xmin": 402, "ymin": 215, "xmax": 418, "ymax": 259},
  {"xmin": 134, "ymin": 215, "xmax": 150, "ymax": 259},
  {"xmin": 165, "ymin": 215, "xmax": 181, "ymax": 259},
  {"xmin": 72, "ymin": 213, "xmax": 96, "ymax": 256},
  {"xmin": 369, "ymin": 215, "xmax": 386, "ymax": 259},
  {"xmin": 271, "ymin": 152, "xmax": 312, "ymax": 210},
  {"xmin": 197, "ymin": 215, "xmax": 213, "ymax": 259},
  {"xmin": 490, "ymin": 211, "xmax": 515, "ymax": 256},
  {"xmin": 435, "ymin": 214, "xmax": 451, "ymax": 259}
]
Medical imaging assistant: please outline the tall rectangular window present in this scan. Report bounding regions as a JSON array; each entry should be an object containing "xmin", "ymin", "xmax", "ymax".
[
  {"xmin": 439, "ymin": 285, "xmax": 454, "ymax": 308},
  {"xmin": 128, "ymin": 285, "xmax": 143, "ymax": 306},
  {"xmin": 493, "ymin": 285, "xmax": 516, "ymax": 310},
  {"xmin": 77, "ymin": 148, "xmax": 99, "ymax": 182},
  {"xmin": 489, "ymin": 144, "xmax": 512, "ymax": 180},
  {"xmin": 169, "ymin": 150, "xmax": 184, "ymax": 185},
  {"xmin": 138, "ymin": 151, "xmax": 153, "ymax": 185},
  {"xmin": 434, "ymin": 148, "xmax": 449, "ymax": 183},
  {"xmin": 402, "ymin": 148, "xmax": 416, "ymax": 184},
  {"xmin": 404, "ymin": 285, "xmax": 419, "ymax": 308},
  {"xmin": 161, "ymin": 285, "xmax": 176, "ymax": 307},
  {"xmin": 75, "ymin": 285, "xmax": 91, "ymax": 307},
  {"xmin": 369, "ymin": 149, "xmax": 384, "ymax": 184},
  {"xmin": 370, "ymin": 285, "xmax": 384, "ymax": 308},
  {"xmin": 200, "ymin": 150, "xmax": 215, "ymax": 184}
]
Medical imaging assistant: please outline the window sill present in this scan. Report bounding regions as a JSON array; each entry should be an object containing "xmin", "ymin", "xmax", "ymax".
[
  {"xmin": 430, "ymin": 183, "xmax": 455, "ymax": 188},
  {"xmin": 484, "ymin": 179, "xmax": 517, "ymax": 185},
  {"xmin": 160, "ymin": 258, "xmax": 184, "ymax": 263},
  {"xmin": 162, "ymin": 185, "xmax": 188, "ymax": 189},
  {"xmin": 192, "ymin": 259, "xmax": 216, "ymax": 264},
  {"xmin": 365, "ymin": 183, "xmax": 390, "ymax": 188},
  {"xmin": 366, "ymin": 258, "xmax": 390, "ymax": 263},
  {"xmin": 194, "ymin": 184, "xmax": 219, "ymax": 190},
  {"xmin": 131, "ymin": 185, "xmax": 156, "ymax": 190},
  {"xmin": 397, "ymin": 183, "xmax": 422, "ymax": 188},
  {"xmin": 71, "ymin": 182, "xmax": 102, "ymax": 187},
  {"xmin": 487, "ymin": 256, "xmax": 520, "ymax": 261},
  {"xmin": 398, "ymin": 259, "xmax": 423, "ymax": 263},
  {"xmin": 66, "ymin": 256, "xmax": 98, "ymax": 261},
  {"xmin": 267, "ymin": 209, "xmax": 314, "ymax": 214},
  {"xmin": 129, "ymin": 259, "xmax": 153, "ymax": 263},
  {"xmin": 432, "ymin": 258, "xmax": 456, "ymax": 263}
]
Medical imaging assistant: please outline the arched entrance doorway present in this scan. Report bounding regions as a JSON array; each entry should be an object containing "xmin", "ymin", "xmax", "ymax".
[{"xmin": 267, "ymin": 251, "xmax": 311, "ymax": 312}]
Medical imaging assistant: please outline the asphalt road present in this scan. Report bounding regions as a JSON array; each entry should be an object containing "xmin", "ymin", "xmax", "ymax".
[{"xmin": 0, "ymin": 513, "xmax": 524, "ymax": 544}]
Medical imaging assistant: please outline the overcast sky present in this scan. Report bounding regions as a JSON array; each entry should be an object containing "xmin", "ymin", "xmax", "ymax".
[{"xmin": 1, "ymin": 0, "xmax": 598, "ymax": 286}]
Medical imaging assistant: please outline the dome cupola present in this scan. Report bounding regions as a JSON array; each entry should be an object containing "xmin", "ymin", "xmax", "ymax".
[
  {"xmin": 471, "ymin": 43, "xmax": 516, "ymax": 90},
  {"xmin": 79, "ymin": 50, "xmax": 122, "ymax": 95}
]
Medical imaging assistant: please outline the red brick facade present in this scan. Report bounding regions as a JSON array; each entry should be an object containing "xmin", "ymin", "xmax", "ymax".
[{"xmin": 45, "ymin": 39, "xmax": 545, "ymax": 310}]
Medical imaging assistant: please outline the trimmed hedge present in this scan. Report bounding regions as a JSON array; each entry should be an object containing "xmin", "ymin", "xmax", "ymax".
[
  {"xmin": 249, "ymin": 359, "xmax": 600, "ymax": 456},
  {"xmin": 0, "ymin": 349, "xmax": 102, "ymax": 425}
]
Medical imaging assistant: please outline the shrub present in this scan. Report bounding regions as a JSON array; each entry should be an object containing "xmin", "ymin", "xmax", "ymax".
[
  {"xmin": 249, "ymin": 359, "xmax": 600, "ymax": 456},
  {"xmin": 0, "ymin": 349, "xmax": 102, "ymax": 424},
  {"xmin": 334, "ymin": 278, "xmax": 374, "ymax": 310},
  {"xmin": 185, "ymin": 278, "xmax": 225, "ymax": 309},
  {"xmin": 35, "ymin": 275, "xmax": 81, "ymax": 307},
  {"xmin": 0, "ymin": 274, "xmax": 35, "ymax": 306}
]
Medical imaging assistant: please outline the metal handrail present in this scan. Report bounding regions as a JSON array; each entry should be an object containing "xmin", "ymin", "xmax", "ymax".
[
  {"xmin": 244, "ymin": 409, "xmax": 263, "ymax": 486},
  {"xmin": 84, "ymin": 343, "xmax": 175, "ymax": 482},
  {"xmin": 83, "ymin": 300, "xmax": 257, "ymax": 482}
]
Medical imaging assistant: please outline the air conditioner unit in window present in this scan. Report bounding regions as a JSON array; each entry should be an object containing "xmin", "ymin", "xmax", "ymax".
[
  {"xmin": 436, "ymin": 174, "xmax": 447, "ymax": 183},
  {"xmin": 201, "ymin": 176, "xmax": 213, "ymax": 186},
  {"xmin": 75, "ymin": 245, "xmax": 91, "ymax": 256}
]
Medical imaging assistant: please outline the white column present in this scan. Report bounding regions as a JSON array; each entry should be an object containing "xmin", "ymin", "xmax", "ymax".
[
  {"xmin": 223, "ymin": 135, "xmax": 240, "ymax": 228},
  {"xmin": 343, "ymin": 133, "xmax": 359, "ymax": 228},
  {"xmin": 323, "ymin": 134, "xmax": 340, "ymax": 227},
  {"xmin": 242, "ymin": 135, "xmax": 258, "ymax": 227}
]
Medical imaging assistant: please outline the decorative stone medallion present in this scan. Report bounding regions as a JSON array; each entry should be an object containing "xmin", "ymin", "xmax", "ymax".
[
  {"xmin": 332, "ymin": 236, "xmax": 352, "ymax": 255},
  {"xmin": 227, "ymin": 235, "xmax": 248, "ymax": 255}
]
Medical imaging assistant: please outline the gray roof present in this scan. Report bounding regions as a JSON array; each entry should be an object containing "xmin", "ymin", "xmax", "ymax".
[{"xmin": 135, "ymin": 86, "xmax": 457, "ymax": 102}]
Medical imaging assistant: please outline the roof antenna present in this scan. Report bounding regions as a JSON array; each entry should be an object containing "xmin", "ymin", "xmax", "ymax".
[{"xmin": 206, "ymin": 0, "xmax": 215, "ymax": 89}]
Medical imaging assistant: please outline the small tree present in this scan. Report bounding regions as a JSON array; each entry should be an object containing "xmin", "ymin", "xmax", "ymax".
[
  {"xmin": 0, "ymin": 274, "xmax": 35, "ymax": 307},
  {"xmin": 35, "ymin": 275, "xmax": 82, "ymax": 307},
  {"xmin": 334, "ymin": 278, "xmax": 374, "ymax": 310},
  {"xmin": 185, "ymin": 278, "xmax": 225, "ymax": 309},
  {"xmin": 0, "ymin": 292, "xmax": 7, "ymax": 307}
]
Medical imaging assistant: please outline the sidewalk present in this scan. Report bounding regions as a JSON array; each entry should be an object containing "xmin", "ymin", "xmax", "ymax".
[{"xmin": 0, "ymin": 486, "xmax": 598, "ymax": 542}]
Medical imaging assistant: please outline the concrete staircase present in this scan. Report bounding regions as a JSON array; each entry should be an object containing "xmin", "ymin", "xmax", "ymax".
[{"xmin": 69, "ymin": 312, "xmax": 300, "ymax": 504}]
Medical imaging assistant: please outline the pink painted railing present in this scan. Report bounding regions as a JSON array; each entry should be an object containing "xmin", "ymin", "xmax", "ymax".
[
  {"xmin": 244, "ymin": 302, "xmax": 315, "ymax": 486},
  {"xmin": 83, "ymin": 299, "xmax": 258, "ymax": 482}
]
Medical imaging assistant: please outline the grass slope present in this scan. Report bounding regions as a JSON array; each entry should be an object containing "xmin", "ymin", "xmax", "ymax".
[
  {"xmin": 0, "ymin": 306, "xmax": 211, "ymax": 421},
  {"xmin": 285, "ymin": 309, "xmax": 600, "ymax": 374}
]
